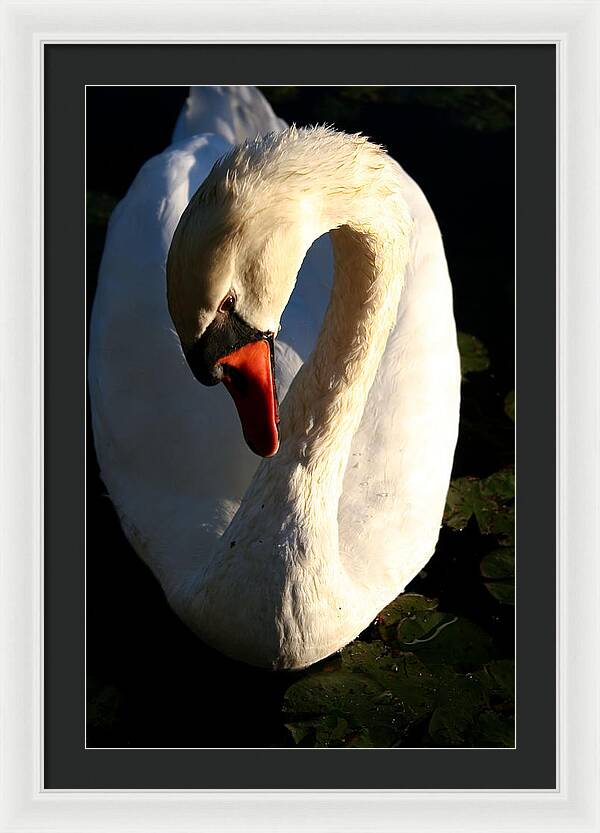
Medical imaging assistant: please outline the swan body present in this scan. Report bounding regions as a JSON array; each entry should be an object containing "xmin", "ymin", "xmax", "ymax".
[{"xmin": 88, "ymin": 87, "xmax": 460, "ymax": 669}]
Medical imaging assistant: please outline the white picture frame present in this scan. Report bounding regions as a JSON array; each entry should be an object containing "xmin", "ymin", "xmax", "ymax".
[{"xmin": 1, "ymin": 0, "xmax": 599, "ymax": 830}]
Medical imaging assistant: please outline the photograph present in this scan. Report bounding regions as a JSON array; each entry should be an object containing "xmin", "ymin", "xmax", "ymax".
[{"xmin": 86, "ymin": 84, "xmax": 515, "ymax": 749}]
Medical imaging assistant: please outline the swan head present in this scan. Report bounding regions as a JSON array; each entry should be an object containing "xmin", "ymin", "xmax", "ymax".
[{"xmin": 167, "ymin": 132, "xmax": 323, "ymax": 458}]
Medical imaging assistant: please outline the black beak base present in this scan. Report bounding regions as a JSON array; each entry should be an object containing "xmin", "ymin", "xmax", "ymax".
[{"xmin": 185, "ymin": 311, "xmax": 268, "ymax": 386}]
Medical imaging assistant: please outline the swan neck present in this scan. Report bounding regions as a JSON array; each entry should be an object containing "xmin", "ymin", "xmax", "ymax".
[{"xmin": 279, "ymin": 194, "xmax": 412, "ymax": 491}]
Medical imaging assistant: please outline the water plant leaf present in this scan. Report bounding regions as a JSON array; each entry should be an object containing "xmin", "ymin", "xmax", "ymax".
[
  {"xmin": 396, "ymin": 614, "xmax": 494, "ymax": 672},
  {"xmin": 444, "ymin": 476, "xmax": 485, "ymax": 531},
  {"xmin": 428, "ymin": 672, "xmax": 487, "ymax": 745},
  {"xmin": 376, "ymin": 593, "xmax": 439, "ymax": 643},
  {"xmin": 481, "ymin": 547, "xmax": 514, "ymax": 579},
  {"xmin": 457, "ymin": 332, "xmax": 490, "ymax": 377},
  {"xmin": 282, "ymin": 600, "xmax": 512, "ymax": 748},
  {"xmin": 378, "ymin": 594, "xmax": 495, "ymax": 671},
  {"xmin": 343, "ymin": 728, "xmax": 377, "ymax": 747},
  {"xmin": 341, "ymin": 642, "xmax": 437, "ymax": 702},
  {"xmin": 444, "ymin": 468, "xmax": 514, "ymax": 537},
  {"xmin": 283, "ymin": 641, "xmax": 439, "ymax": 747},
  {"xmin": 285, "ymin": 713, "xmax": 354, "ymax": 747},
  {"xmin": 481, "ymin": 548, "xmax": 515, "ymax": 605},
  {"xmin": 283, "ymin": 669, "xmax": 397, "ymax": 748},
  {"xmin": 283, "ymin": 669, "xmax": 378, "ymax": 717},
  {"xmin": 476, "ymin": 659, "xmax": 515, "ymax": 701},
  {"xmin": 474, "ymin": 661, "xmax": 515, "ymax": 745},
  {"xmin": 428, "ymin": 662, "xmax": 515, "ymax": 747},
  {"xmin": 480, "ymin": 469, "xmax": 514, "ymax": 501},
  {"xmin": 484, "ymin": 580, "xmax": 515, "ymax": 605},
  {"xmin": 470, "ymin": 710, "xmax": 515, "ymax": 747}
]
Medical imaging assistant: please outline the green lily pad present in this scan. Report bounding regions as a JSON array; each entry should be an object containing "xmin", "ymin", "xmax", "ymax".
[
  {"xmin": 285, "ymin": 713, "xmax": 354, "ymax": 747},
  {"xmin": 283, "ymin": 668, "xmax": 379, "ymax": 716},
  {"xmin": 470, "ymin": 710, "xmax": 515, "ymax": 747},
  {"xmin": 471, "ymin": 661, "xmax": 515, "ymax": 748},
  {"xmin": 457, "ymin": 332, "xmax": 490, "ymax": 377},
  {"xmin": 434, "ymin": 706, "xmax": 515, "ymax": 748},
  {"xmin": 444, "ymin": 477, "xmax": 484, "ymax": 532},
  {"xmin": 476, "ymin": 660, "xmax": 515, "ymax": 701},
  {"xmin": 504, "ymin": 389, "xmax": 515, "ymax": 422},
  {"xmin": 396, "ymin": 614, "xmax": 494, "ymax": 672},
  {"xmin": 282, "ymin": 597, "xmax": 513, "ymax": 747},
  {"xmin": 376, "ymin": 593, "xmax": 439, "ymax": 643},
  {"xmin": 283, "ymin": 641, "xmax": 439, "ymax": 747},
  {"xmin": 341, "ymin": 642, "xmax": 436, "ymax": 701},
  {"xmin": 428, "ymin": 662, "xmax": 515, "ymax": 747},
  {"xmin": 282, "ymin": 635, "xmax": 511, "ymax": 747},
  {"xmin": 481, "ymin": 548, "xmax": 514, "ymax": 579},
  {"xmin": 480, "ymin": 469, "xmax": 515, "ymax": 501},
  {"xmin": 444, "ymin": 468, "xmax": 514, "ymax": 537},
  {"xmin": 377, "ymin": 594, "xmax": 495, "ymax": 672},
  {"xmin": 481, "ymin": 548, "xmax": 515, "ymax": 605},
  {"xmin": 340, "ymin": 643, "xmax": 440, "ymax": 732},
  {"xmin": 428, "ymin": 672, "xmax": 487, "ymax": 745},
  {"xmin": 283, "ymin": 673, "xmax": 395, "ymax": 747},
  {"xmin": 485, "ymin": 581, "xmax": 515, "ymax": 605},
  {"xmin": 396, "ymin": 610, "xmax": 450, "ymax": 645}
]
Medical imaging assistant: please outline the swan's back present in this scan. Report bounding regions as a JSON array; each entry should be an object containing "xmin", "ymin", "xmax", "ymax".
[{"xmin": 172, "ymin": 86, "xmax": 286, "ymax": 145}]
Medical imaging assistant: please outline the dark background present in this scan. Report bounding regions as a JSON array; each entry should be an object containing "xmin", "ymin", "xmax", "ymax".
[{"xmin": 86, "ymin": 85, "xmax": 515, "ymax": 748}]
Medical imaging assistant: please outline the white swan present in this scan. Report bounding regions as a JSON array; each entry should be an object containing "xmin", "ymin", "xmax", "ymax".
[{"xmin": 88, "ymin": 86, "xmax": 461, "ymax": 669}]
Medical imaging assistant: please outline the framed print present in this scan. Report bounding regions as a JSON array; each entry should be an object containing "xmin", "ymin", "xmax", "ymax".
[
  {"xmin": 61, "ymin": 47, "xmax": 537, "ymax": 784},
  {"xmin": 1, "ymin": 1, "xmax": 599, "ymax": 832}
]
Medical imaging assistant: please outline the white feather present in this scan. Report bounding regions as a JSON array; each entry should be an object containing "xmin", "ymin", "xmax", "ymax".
[{"xmin": 88, "ymin": 86, "xmax": 460, "ymax": 669}]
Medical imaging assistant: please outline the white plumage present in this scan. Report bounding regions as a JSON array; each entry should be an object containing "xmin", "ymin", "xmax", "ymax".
[{"xmin": 88, "ymin": 86, "xmax": 461, "ymax": 669}]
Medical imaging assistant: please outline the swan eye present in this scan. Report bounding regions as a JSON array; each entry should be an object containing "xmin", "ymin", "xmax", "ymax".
[{"xmin": 218, "ymin": 293, "xmax": 236, "ymax": 314}]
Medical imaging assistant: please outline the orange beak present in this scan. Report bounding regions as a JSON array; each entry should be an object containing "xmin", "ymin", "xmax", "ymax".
[{"xmin": 216, "ymin": 337, "xmax": 280, "ymax": 457}]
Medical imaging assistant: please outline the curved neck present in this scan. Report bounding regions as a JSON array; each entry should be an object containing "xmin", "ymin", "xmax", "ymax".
[
  {"xmin": 190, "ymin": 197, "xmax": 414, "ymax": 666},
  {"xmin": 279, "ymin": 197, "xmax": 412, "ymax": 498},
  {"xmin": 218, "ymin": 142, "xmax": 414, "ymax": 534},
  {"xmin": 182, "ymin": 138, "xmax": 417, "ymax": 665}
]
